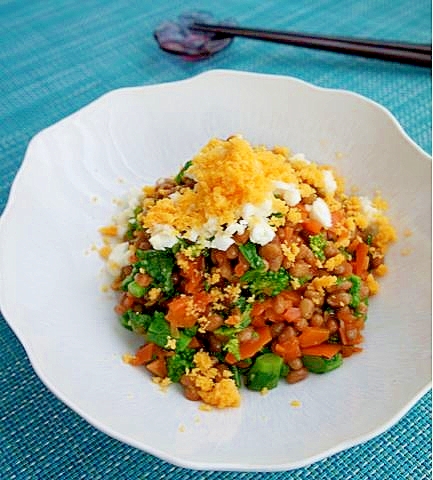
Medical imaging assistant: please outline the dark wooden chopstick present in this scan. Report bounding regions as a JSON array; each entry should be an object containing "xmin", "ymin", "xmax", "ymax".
[{"xmin": 191, "ymin": 22, "xmax": 432, "ymax": 67}]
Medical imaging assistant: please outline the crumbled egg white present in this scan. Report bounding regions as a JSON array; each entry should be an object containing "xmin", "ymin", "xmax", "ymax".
[
  {"xmin": 249, "ymin": 218, "xmax": 275, "ymax": 245},
  {"xmin": 107, "ymin": 241, "xmax": 130, "ymax": 276},
  {"xmin": 112, "ymin": 186, "xmax": 143, "ymax": 235},
  {"xmin": 272, "ymin": 181, "xmax": 301, "ymax": 207},
  {"xmin": 241, "ymin": 198, "xmax": 276, "ymax": 246},
  {"xmin": 359, "ymin": 196, "xmax": 379, "ymax": 222},
  {"xmin": 149, "ymin": 224, "xmax": 179, "ymax": 250},
  {"xmin": 242, "ymin": 198, "xmax": 273, "ymax": 220},
  {"xmin": 310, "ymin": 197, "xmax": 332, "ymax": 228},
  {"xmin": 291, "ymin": 152, "xmax": 310, "ymax": 164},
  {"xmin": 208, "ymin": 232, "xmax": 235, "ymax": 251},
  {"xmin": 322, "ymin": 170, "xmax": 337, "ymax": 195}
]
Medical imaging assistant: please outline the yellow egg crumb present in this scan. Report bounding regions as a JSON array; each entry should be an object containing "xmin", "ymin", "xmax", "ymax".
[
  {"xmin": 375, "ymin": 264, "xmax": 388, "ymax": 276},
  {"xmin": 141, "ymin": 136, "xmax": 301, "ymax": 234},
  {"xmin": 152, "ymin": 377, "xmax": 172, "ymax": 392},
  {"xmin": 311, "ymin": 275, "xmax": 338, "ymax": 291},
  {"xmin": 99, "ymin": 225, "xmax": 119, "ymax": 236},
  {"xmin": 324, "ymin": 253, "xmax": 346, "ymax": 271},
  {"xmin": 122, "ymin": 353, "xmax": 136, "ymax": 364},
  {"xmin": 98, "ymin": 245, "xmax": 112, "ymax": 259},
  {"xmin": 366, "ymin": 274, "xmax": 380, "ymax": 295},
  {"xmin": 183, "ymin": 351, "xmax": 241, "ymax": 408},
  {"xmin": 281, "ymin": 242, "xmax": 300, "ymax": 264}
]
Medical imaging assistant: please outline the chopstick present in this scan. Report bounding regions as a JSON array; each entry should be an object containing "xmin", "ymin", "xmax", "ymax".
[{"xmin": 191, "ymin": 22, "xmax": 432, "ymax": 67}]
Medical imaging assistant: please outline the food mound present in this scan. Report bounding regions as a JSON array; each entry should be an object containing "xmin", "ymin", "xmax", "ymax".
[{"xmin": 100, "ymin": 135, "xmax": 396, "ymax": 409}]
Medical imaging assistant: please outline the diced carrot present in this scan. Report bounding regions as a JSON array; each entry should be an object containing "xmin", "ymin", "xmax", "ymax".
[
  {"xmin": 347, "ymin": 237, "xmax": 360, "ymax": 253},
  {"xmin": 130, "ymin": 343, "xmax": 157, "ymax": 366},
  {"xmin": 225, "ymin": 325, "xmax": 272, "ymax": 364},
  {"xmin": 353, "ymin": 242, "xmax": 369, "ymax": 275},
  {"xmin": 193, "ymin": 291, "xmax": 213, "ymax": 311},
  {"xmin": 341, "ymin": 345, "xmax": 363, "ymax": 357},
  {"xmin": 187, "ymin": 259, "xmax": 205, "ymax": 293},
  {"xmin": 145, "ymin": 358, "xmax": 167, "ymax": 377},
  {"xmin": 165, "ymin": 295, "xmax": 196, "ymax": 328},
  {"xmin": 273, "ymin": 337, "xmax": 301, "ymax": 362},
  {"xmin": 177, "ymin": 254, "xmax": 205, "ymax": 294},
  {"xmin": 225, "ymin": 313, "xmax": 241, "ymax": 326},
  {"xmin": 301, "ymin": 343, "xmax": 341, "ymax": 359},
  {"xmin": 165, "ymin": 292, "xmax": 212, "ymax": 328},
  {"xmin": 298, "ymin": 326, "xmax": 330, "ymax": 348},
  {"xmin": 251, "ymin": 300, "xmax": 271, "ymax": 327},
  {"xmin": 302, "ymin": 219, "xmax": 323, "ymax": 235}
]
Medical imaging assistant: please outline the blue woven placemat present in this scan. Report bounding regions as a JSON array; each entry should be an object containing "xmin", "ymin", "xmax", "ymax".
[{"xmin": 1, "ymin": 1, "xmax": 431, "ymax": 478}]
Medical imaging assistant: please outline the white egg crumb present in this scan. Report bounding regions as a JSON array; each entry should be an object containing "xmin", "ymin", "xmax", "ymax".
[
  {"xmin": 322, "ymin": 169, "xmax": 337, "ymax": 195},
  {"xmin": 272, "ymin": 180, "xmax": 301, "ymax": 206},
  {"xmin": 310, "ymin": 197, "xmax": 332, "ymax": 228},
  {"xmin": 249, "ymin": 218, "xmax": 275, "ymax": 245},
  {"xmin": 149, "ymin": 224, "xmax": 179, "ymax": 250},
  {"xmin": 359, "ymin": 196, "xmax": 379, "ymax": 222},
  {"xmin": 107, "ymin": 241, "xmax": 130, "ymax": 275},
  {"xmin": 291, "ymin": 152, "xmax": 310, "ymax": 163}
]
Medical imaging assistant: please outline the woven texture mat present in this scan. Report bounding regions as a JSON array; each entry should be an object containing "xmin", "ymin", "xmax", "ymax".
[{"xmin": 1, "ymin": 1, "xmax": 431, "ymax": 478}]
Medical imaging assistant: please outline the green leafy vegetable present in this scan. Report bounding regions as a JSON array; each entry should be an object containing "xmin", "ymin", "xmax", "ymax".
[
  {"xmin": 176, "ymin": 326, "xmax": 198, "ymax": 352},
  {"xmin": 238, "ymin": 242, "xmax": 265, "ymax": 270},
  {"xmin": 241, "ymin": 268, "xmax": 290, "ymax": 297},
  {"xmin": 146, "ymin": 312, "xmax": 171, "ymax": 347},
  {"xmin": 246, "ymin": 353, "xmax": 284, "ymax": 391},
  {"xmin": 124, "ymin": 206, "xmax": 143, "ymax": 240},
  {"xmin": 223, "ymin": 337, "xmax": 241, "ymax": 361},
  {"xmin": 309, "ymin": 233, "xmax": 327, "ymax": 261},
  {"xmin": 120, "ymin": 310, "xmax": 152, "ymax": 333},
  {"xmin": 127, "ymin": 281, "xmax": 146, "ymax": 298},
  {"xmin": 230, "ymin": 365, "xmax": 242, "ymax": 388},
  {"xmin": 174, "ymin": 160, "xmax": 193, "ymax": 184},
  {"xmin": 135, "ymin": 249, "xmax": 175, "ymax": 295},
  {"xmin": 167, "ymin": 348, "xmax": 195, "ymax": 382},
  {"xmin": 348, "ymin": 274, "xmax": 362, "ymax": 308},
  {"xmin": 302, "ymin": 353, "xmax": 343, "ymax": 374}
]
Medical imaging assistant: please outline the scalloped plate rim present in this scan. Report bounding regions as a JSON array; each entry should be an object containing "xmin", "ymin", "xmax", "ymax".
[{"xmin": 0, "ymin": 69, "xmax": 431, "ymax": 472}]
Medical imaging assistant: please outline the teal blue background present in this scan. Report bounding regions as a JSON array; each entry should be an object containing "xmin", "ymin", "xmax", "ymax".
[{"xmin": 0, "ymin": 1, "xmax": 431, "ymax": 478}]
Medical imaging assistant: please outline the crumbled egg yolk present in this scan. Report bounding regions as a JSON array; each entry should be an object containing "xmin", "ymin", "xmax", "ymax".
[
  {"xmin": 139, "ymin": 136, "xmax": 350, "ymax": 251},
  {"xmin": 100, "ymin": 135, "xmax": 396, "ymax": 280},
  {"xmin": 184, "ymin": 351, "xmax": 241, "ymax": 408}
]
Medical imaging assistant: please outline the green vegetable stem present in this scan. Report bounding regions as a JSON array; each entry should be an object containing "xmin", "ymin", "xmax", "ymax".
[
  {"xmin": 302, "ymin": 353, "xmax": 343, "ymax": 374},
  {"xmin": 246, "ymin": 353, "xmax": 284, "ymax": 391}
]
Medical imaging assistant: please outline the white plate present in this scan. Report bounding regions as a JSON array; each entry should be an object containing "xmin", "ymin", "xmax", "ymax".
[{"xmin": 0, "ymin": 70, "xmax": 431, "ymax": 472}]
